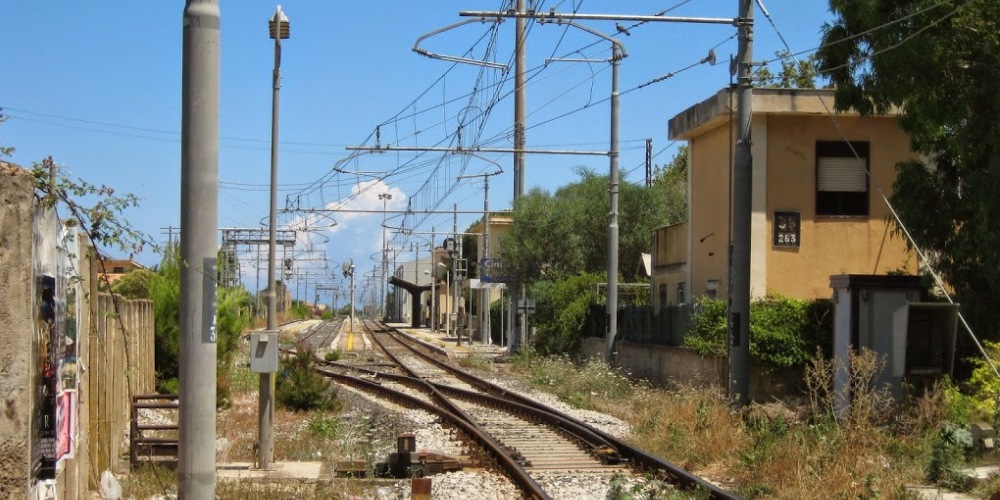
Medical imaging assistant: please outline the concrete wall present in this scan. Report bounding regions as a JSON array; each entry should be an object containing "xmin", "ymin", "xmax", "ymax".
[
  {"xmin": 0, "ymin": 162, "xmax": 34, "ymax": 497},
  {"xmin": 580, "ymin": 337, "xmax": 804, "ymax": 402}
]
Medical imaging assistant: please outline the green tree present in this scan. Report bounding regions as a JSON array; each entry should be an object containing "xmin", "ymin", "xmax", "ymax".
[
  {"xmin": 755, "ymin": 50, "xmax": 820, "ymax": 89},
  {"xmin": 817, "ymin": 0, "xmax": 1000, "ymax": 345},
  {"xmin": 498, "ymin": 167, "xmax": 669, "ymax": 283},
  {"xmin": 111, "ymin": 268, "xmax": 159, "ymax": 299},
  {"xmin": 651, "ymin": 145, "xmax": 688, "ymax": 225},
  {"xmin": 529, "ymin": 272, "xmax": 604, "ymax": 355}
]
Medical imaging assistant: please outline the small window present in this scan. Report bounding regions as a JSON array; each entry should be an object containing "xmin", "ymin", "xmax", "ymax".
[
  {"xmin": 113, "ymin": 267, "xmax": 125, "ymax": 273},
  {"xmin": 658, "ymin": 284, "xmax": 667, "ymax": 307},
  {"xmin": 705, "ymin": 280, "xmax": 719, "ymax": 300},
  {"xmin": 677, "ymin": 282, "xmax": 686, "ymax": 304},
  {"xmin": 816, "ymin": 141, "xmax": 869, "ymax": 216}
]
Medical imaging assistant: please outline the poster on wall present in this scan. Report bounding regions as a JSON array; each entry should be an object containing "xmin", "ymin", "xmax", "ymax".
[{"xmin": 30, "ymin": 208, "xmax": 79, "ymax": 485}]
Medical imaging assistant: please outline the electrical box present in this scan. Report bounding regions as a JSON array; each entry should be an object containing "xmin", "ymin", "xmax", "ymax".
[
  {"xmin": 970, "ymin": 422, "xmax": 996, "ymax": 453},
  {"xmin": 250, "ymin": 330, "xmax": 279, "ymax": 373}
]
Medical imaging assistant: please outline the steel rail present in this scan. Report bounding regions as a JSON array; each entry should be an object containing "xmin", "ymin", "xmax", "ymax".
[{"xmin": 383, "ymin": 326, "xmax": 738, "ymax": 498}]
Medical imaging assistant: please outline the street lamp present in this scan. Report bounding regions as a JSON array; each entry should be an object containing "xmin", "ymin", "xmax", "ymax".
[
  {"xmin": 378, "ymin": 192, "xmax": 392, "ymax": 320},
  {"xmin": 260, "ymin": 3, "xmax": 289, "ymax": 472}
]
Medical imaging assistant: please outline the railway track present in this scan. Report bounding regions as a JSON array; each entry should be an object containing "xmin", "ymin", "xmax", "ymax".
[{"xmin": 316, "ymin": 319, "xmax": 737, "ymax": 499}]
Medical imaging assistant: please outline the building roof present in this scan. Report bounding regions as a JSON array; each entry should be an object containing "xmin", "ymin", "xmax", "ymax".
[{"xmin": 668, "ymin": 87, "xmax": 901, "ymax": 141}]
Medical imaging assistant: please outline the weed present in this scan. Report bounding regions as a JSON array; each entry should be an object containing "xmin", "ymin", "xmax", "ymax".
[
  {"xmin": 307, "ymin": 414, "xmax": 343, "ymax": 439},
  {"xmin": 324, "ymin": 349, "xmax": 344, "ymax": 362}
]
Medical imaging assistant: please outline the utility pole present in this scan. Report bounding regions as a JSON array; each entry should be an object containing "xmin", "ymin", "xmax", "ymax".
[
  {"xmin": 645, "ymin": 138, "xmax": 653, "ymax": 187},
  {"xmin": 379, "ymin": 192, "xmax": 392, "ymax": 320},
  {"xmin": 513, "ymin": 0, "xmax": 527, "ymax": 355},
  {"xmin": 261, "ymin": 4, "xmax": 289, "ymax": 470},
  {"xmin": 430, "ymin": 227, "xmax": 436, "ymax": 332},
  {"xmin": 729, "ymin": 0, "xmax": 754, "ymax": 405},
  {"xmin": 605, "ymin": 41, "xmax": 622, "ymax": 362},
  {"xmin": 453, "ymin": 203, "xmax": 460, "ymax": 343},
  {"xmin": 457, "ymin": 170, "xmax": 502, "ymax": 344},
  {"xmin": 179, "ymin": 0, "xmax": 219, "ymax": 497}
]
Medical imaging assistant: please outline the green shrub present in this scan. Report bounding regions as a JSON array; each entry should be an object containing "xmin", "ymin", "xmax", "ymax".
[
  {"xmin": 927, "ymin": 422, "xmax": 974, "ymax": 491},
  {"xmin": 682, "ymin": 294, "xmax": 831, "ymax": 368},
  {"xmin": 111, "ymin": 268, "xmax": 158, "ymax": 299},
  {"xmin": 324, "ymin": 350, "xmax": 343, "ymax": 362},
  {"xmin": 276, "ymin": 349, "xmax": 341, "ymax": 412},
  {"xmin": 964, "ymin": 340, "xmax": 1000, "ymax": 425},
  {"xmin": 683, "ymin": 297, "xmax": 728, "ymax": 356},
  {"xmin": 530, "ymin": 272, "xmax": 604, "ymax": 355}
]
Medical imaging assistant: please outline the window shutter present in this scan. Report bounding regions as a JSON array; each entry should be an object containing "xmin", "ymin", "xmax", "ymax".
[{"xmin": 818, "ymin": 157, "xmax": 867, "ymax": 192}]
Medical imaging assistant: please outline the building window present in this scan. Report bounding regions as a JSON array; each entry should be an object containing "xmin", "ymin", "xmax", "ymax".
[
  {"xmin": 677, "ymin": 282, "xmax": 686, "ymax": 304},
  {"xmin": 113, "ymin": 267, "xmax": 125, "ymax": 273},
  {"xmin": 816, "ymin": 141, "xmax": 869, "ymax": 216},
  {"xmin": 705, "ymin": 280, "xmax": 719, "ymax": 299},
  {"xmin": 659, "ymin": 284, "xmax": 667, "ymax": 308}
]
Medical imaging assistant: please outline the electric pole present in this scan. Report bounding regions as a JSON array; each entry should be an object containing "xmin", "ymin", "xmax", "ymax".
[
  {"xmin": 513, "ymin": 0, "xmax": 527, "ymax": 354},
  {"xmin": 179, "ymin": 0, "xmax": 219, "ymax": 496},
  {"xmin": 729, "ymin": 0, "xmax": 754, "ymax": 405},
  {"xmin": 457, "ymin": 170, "xmax": 502, "ymax": 344}
]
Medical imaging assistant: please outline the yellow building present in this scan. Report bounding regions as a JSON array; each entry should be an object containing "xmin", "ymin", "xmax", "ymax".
[
  {"xmin": 98, "ymin": 257, "xmax": 146, "ymax": 285},
  {"xmin": 652, "ymin": 88, "xmax": 919, "ymax": 309}
]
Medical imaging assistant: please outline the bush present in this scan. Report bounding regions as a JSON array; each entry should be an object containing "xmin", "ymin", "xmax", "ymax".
[
  {"xmin": 682, "ymin": 294, "xmax": 831, "ymax": 368},
  {"xmin": 276, "ymin": 349, "xmax": 341, "ymax": 412},
  {"xmin": 111, "ymin": 268, "xmax": 158, "ymax": 299},
  {"xmin": 530, "ymin": 272, "xmax": 604, "ymax": 355},
  {"xmin": 683, "ymin": 297, "xmax": 728, "ymax": 356}
]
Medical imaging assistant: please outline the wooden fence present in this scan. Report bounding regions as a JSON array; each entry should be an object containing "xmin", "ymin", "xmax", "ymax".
[{"xmin": 86, "ymin": 292, "xmax": 155, "ymax": 485}]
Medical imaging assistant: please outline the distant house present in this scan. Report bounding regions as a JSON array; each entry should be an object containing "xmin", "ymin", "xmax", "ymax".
[
  {"xmin": 651, "ymin": 87, "xmax": 919, "ymax": 309},
  {"xmin": 99, "ymin": 257, "xmax": 146, "ymax": 284}
]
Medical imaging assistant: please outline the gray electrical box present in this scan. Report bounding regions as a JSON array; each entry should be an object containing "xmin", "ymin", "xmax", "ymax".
[{"xmin": 250, "ymin": 330, "xmax": 279, "ymax": 373}]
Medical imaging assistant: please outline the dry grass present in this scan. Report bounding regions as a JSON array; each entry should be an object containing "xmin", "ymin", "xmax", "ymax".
[{"xmin": 504, "ymin": 348, "xmax": 979, "ymax": 498}]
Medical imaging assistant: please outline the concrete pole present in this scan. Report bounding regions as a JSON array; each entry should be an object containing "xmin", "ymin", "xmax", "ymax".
[
  {"xmin": 511, "ymin": 0, "xmax": 527, "ymax": 355},
  {"xmin": 179, "ymin": 0, "xmax": 219, "ymax": 496},
  {"xmin": 349, "ymin": 267, "xmax": 356, "ymax": 332},
  {"xmin": 729, "ymin": 0, "xmax": 754, "ymax": 405},
  {"xmin": 604, "ymin": 45, "xmax": 621, "ymax": 363},
  {"xmin": 514, "ymin": 0, "xmax": 526, "ymax": 200},
  {"xmin": 481, "ymin": 176, "xmax": 491, "ymax": 344},
  {"xmin": 453, "ymin": 203, "xmax": 459, "ymax": 343},
  {"xmin": 260, "ymin": 3, "xmax": 287, "ymax": 470},
  {"xmin": 430, "ymin": 227, "xmax": 436, "ymax": 332}
]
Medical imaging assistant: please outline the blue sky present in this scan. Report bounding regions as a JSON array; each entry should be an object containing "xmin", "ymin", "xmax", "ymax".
[{"xmin": 4, "ymin": 1, "xmax": 833, "ymax": 305}]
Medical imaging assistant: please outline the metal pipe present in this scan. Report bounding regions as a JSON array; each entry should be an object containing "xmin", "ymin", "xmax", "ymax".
[{"xmin": 179, "ymin": 0, "xmax": 220, "ymax": 495}]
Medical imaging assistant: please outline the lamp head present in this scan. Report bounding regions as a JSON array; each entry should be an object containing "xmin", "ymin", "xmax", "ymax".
[{"xmin": 269, "ymin": 5, "xmax": 290, "ymax": 40}]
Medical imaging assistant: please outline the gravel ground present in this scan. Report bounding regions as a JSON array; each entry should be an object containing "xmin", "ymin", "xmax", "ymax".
[{"xmin": 332, "ymin": 365, "xmax": 669, "ymax": 500}]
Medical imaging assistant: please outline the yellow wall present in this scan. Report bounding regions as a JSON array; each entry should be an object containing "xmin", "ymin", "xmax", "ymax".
[
  {"xmin": 763, "ymin": 115, "xmax": 918, "ymax": 299},
  {"xmin": 659, "ymin": 96, "xmax": 919, "ymax": 304},
  {"xmin": 687, "ymin": 123, "xmax": 733, "ymax": 300},
  {"xmin": 651, "ymin": 222, "xmax": 687, "ymax": 308}
]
